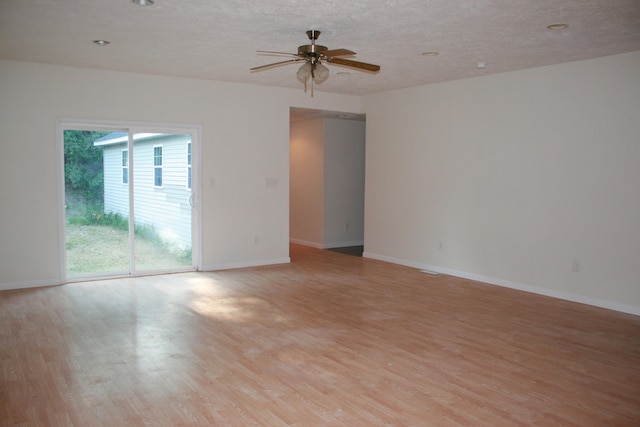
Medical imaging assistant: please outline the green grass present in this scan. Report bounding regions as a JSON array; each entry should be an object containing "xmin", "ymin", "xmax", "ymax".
[
  {"xmin": 66, "ymin": 223, "xmax": 192, "ymax": 277},
  {"xmin": 64, "ymin": 196, "xmax": 191, "ymax": 276}
]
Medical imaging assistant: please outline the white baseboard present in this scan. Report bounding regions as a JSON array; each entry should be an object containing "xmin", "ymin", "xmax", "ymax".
[
  {"xmin": 7, "ymin": 252, "xmax": 636, "ymax": 317},
  {"xmin": 202, "ymin": 257, "xmax": 291, "ymax": 272},
  {"xmin": 0, "ymin": 257, "xmax": 291, "ymax": 291},
  {"xmin": 0, "ymin": 258, "xmax": 292, "ymax": 290},
  {"xmin": 0, "ymin": 278, "xmax": 62, "ymax": 292},
  {"xmin": 290, "ymin": 238, "xmax": 324, "ymax": 249},
  {"xmin": 363, "ymin": 251, "xmax": 640, "ymax": 317}
]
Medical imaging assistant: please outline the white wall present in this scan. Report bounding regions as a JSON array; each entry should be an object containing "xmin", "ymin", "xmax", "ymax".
[
  {"xmin": 0, "ymin": 59, "xmax": 362, "ymax": 288},
  {"xmin": 2, "ymin": 53, "xmax": 638, "ymax": 315},
  {"xmin": 322, "ymin": 118, "xmax": 365, "ymax": 247},
  {"xmin": 364, "ymin": 51, "xmax": 640, "ymax": 314},
  {"xmin": 290, "ymin": 118, "xmax": 324, "ymax": 246}
]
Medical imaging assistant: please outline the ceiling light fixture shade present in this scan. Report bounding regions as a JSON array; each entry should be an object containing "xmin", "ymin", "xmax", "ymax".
[
  {"xmin": 131, "ymin": 0, "xmax": 154, "ymax": 6},
  {"xmin": 296, "ymin": 61, "xmax": 329, "ymax": 96},
  {"xmin": 314, "ymin": 62, "xmax": 329, "ymax": 84},
  {"xmin": 296, "ymin": 62, "xmax": 311, "ymax": 83}
]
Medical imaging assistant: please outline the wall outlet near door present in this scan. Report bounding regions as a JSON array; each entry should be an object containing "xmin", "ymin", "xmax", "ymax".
[{"xmin": 572, "ymin": 260, "xmax": 580, "ymax": 272}]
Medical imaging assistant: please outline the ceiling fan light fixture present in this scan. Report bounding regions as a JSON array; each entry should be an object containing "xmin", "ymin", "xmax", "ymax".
[
  {"xmin": 296, "ymin": 62, "xmax": 312, "ymax": 83},
  {"xmin": 314, "ymin": 62, "xmax": 330, "ymax": 84}
]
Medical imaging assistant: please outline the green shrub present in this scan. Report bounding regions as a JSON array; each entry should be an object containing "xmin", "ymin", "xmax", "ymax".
[{"xmin": 68, "ymin": 216, "xmax": 90, "ymax": 226}]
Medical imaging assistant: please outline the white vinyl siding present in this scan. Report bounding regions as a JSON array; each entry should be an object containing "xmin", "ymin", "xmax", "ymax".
[
  {"xmin": 103, "ymin": 143, "xmax": 129, "ymax": 216},
  {"xmin": 102, "ymin": 134, "xmax": 192, "ymax": 249}
]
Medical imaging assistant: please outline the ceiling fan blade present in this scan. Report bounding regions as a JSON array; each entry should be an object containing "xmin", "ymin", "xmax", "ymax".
[
  {"xmin": 321, "ymin": 48, "xmax": 356, "ymax": 58},
  {"xmin": 257, "ymin": 50, "xmax": 300, "ymax": 58},
  {"xmin": 327, "ymin": 57, "xmax": 380, "ymax": 72},
  {"xmin": 250, "ymin": 58, "xmax": 303, "ymax": 72}
]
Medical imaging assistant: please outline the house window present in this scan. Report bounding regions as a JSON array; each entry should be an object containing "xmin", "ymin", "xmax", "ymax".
[
  {"xmin": 187, "ymin": 142, "xmax": 192, "ymax": 190},
  {"xmin": 121, "ymin": 149, "xmax": 129, "ymax": 184},
  {"xmin": 153, "ymin": 145, "xmax": 163, "ymax": 187}
]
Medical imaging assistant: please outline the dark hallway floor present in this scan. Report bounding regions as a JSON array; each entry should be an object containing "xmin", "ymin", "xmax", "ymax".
[{"xmin": 326, "ymin": 245, "xmax": 364, "ymax": 257}]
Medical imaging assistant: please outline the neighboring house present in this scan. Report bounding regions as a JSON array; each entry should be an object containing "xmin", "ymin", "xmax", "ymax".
[{"xmin": 94, "ymin": 132, "xmax": 192, "ymax": 250}]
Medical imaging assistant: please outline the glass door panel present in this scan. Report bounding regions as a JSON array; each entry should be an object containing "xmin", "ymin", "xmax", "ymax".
[
  {"xmin": 64, "ymin": 129, "xmax": 130, "ymax": 277},
  {"xmin": 132, "ymin": 133, "xmax": 193, "ymax": 272}
]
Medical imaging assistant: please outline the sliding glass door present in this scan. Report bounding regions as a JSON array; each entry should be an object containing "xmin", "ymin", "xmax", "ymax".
[
  {"xmin": 63, "ymin": 129, "xmax": 131, "ymax": 276},
  {"xmin": 61, "ymin": 123, "xmax": 198, "ymax": 279},
  {"xmin": 131, "ymin": 132, "xmax": 193, "ymax": 272}
]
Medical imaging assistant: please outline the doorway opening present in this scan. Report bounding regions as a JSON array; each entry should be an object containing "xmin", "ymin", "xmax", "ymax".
[{"xmin": 289, "ymin": 108, "xmax": 366, "ymax": 257}]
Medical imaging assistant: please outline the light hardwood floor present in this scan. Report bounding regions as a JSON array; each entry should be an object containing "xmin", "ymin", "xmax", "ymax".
[{"xmin": 1, "ymin": 244, "xmax": 639, "ymax": 426}]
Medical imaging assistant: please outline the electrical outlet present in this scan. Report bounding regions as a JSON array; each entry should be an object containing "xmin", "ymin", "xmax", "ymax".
[
  {"xmin": 344, "ymin": 222, "xmax": 350, "ymax": 231},
  {"xmin": 572, "ymin": 260, "xmax": 580, "ymax": 272},
  {"xmin": 438, "ymin": 241, "xmax": 443, "ymax": 250},
  {"xmin": 254, "ymin": 236, "xmax": 260, "ymax": 245},
  {"xmin": 265, "ymin": 177, "xmax": 278, "ymax": 188}
]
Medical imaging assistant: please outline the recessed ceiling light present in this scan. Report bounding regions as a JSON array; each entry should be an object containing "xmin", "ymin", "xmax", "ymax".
[
  {"xmin": 421, "ymin": 52, "xmax": 439, "ymax": 57},
  {"xmin": 131, "ymin": 0, "xmax": 154, "ymax": 6},
  {"xmin": 336, "ymin": 71, "xmax": 351, "ymax": 76},
  {"xmin": 93, "ymin": 40, "xmax": 110, "ymax": 46},
  {"xmin": 476, "ymin": 62, "xmax": 486, "ymax": 69},
  {"xmin": 546, "ymin": 23, "xmax": 568, "ymax": 30}
]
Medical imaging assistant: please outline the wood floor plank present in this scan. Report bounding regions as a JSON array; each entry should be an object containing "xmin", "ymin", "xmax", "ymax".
[{"xmin": 1, "ymin": 244, "xmax": 639, "ymax": 426}]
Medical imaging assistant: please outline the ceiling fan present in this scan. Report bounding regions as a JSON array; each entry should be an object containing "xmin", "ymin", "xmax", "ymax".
[{"xmin": 250, "ymin": 30, "xmax": 380, "ymax": 96}]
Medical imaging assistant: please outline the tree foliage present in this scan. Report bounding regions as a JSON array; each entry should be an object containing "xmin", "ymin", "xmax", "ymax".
[{"xmin": 64, "ymin": 130, "xmax": 109, "ymax": 206}]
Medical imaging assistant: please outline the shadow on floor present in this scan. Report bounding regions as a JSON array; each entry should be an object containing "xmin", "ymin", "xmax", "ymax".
[{"xmin": 326, "ymin": 246, "xmax": 364, "ymax": 257}]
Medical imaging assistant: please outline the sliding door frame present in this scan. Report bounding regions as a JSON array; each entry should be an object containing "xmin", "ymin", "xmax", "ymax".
[{"xmin": 56, "ymin": 118, "xmax": 202, "ymax": 282}]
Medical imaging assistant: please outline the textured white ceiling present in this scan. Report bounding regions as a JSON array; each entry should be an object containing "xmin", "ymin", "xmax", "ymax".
[{"xmin": 0, "ymin": 0, "xmax": 639, "ymax": 95}]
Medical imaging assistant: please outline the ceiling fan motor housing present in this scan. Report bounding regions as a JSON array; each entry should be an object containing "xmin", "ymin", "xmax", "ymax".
[
  {"xmin": 298, "ymin": 44, "xmax": 328, "ymax": 58},
  {"xmin": 300, "ymin": 30, "xmax": 325, "ymax": 63}
]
